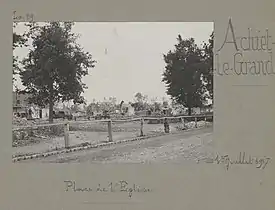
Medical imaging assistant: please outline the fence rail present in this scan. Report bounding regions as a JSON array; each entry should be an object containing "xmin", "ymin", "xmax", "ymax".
[
  {"xmin": 13, "ymin": 114, "xmax": 213, "ymax": 151},
  {"xmin": 13, "ymin": 114, "xmax": 213, "ymax": 130}
]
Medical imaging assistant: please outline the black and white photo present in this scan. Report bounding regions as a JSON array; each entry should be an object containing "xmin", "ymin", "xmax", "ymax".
[{"xmin": 12, "ymin": 22, "xmax": 214, "ymax": 163}]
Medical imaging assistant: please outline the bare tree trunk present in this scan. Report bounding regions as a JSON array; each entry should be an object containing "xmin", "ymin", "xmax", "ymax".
[
  {"xmin": 188, "ymin": 107, "xmax": 192, "ymax": 116},
  {"xmin": 48, "ymin": 83, "xmax": 54, "ymax": 123}
]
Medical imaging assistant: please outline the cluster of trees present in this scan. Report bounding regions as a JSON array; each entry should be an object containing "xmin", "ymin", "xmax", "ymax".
[
  {"xmin": 13, "ymin": 22, "xmax": 96, "ymax": 123},
  {"xmin": 131, "ymin": 93, "xmax": 169, "ymax": 112},
  {"xmin": 85, "ymin": 32, "xmax": 214, "ymax": 116},
  {"xmin": 85, "ymin": 93, "xmax": 169, "ymax": 115},
  {"xmin": 86, "ymin": 97, "xmax": 119, "ymax": 115},
  {"xmin": 162, "ymin": 32, "xmax": 213, "ymax": 115},
  {"xmin": 13, "ymin": 22, "xmax": 213, "ymax": 122}
]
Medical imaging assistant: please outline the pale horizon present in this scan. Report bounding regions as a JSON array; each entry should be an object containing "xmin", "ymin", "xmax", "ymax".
[{"xmin": 13, "ymin": 22, "xmax": 213, "ymax": 104}]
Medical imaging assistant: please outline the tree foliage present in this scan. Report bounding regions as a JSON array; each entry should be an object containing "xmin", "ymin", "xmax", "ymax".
[
  {"xmin": 201, "ymin": 32, "xmax": 214, "ymax": 99},
  {"xmin": 132, "ymin": 92, "xmax": 149, "ymax": 111},
  {"xmin": 86, "ymin": 97, "xmax": 118, "ymax": 116},
  {"xmin": 134, "ymin": 92, "xmax": 148, "ymax": 103},
  {"xmin": 162, "ymin": 34, "xmax": 213, "ymax": 115},
  {"xmin": 153, "ymin": 102, "xmax": 161, "ymax": 112},
  {"xmin": 19, "ymin": 22, "xmax": 96, "ymax": 122},
  {"xmin": 86, "ymin": 102, "xmax": 98, "ymax": 115},
  {"xmin": 13, "ymin": 23, "xmax": 28, "ymax": 82}
]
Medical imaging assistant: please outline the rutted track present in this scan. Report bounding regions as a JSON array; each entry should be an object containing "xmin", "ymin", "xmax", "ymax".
[{"xmin": 19, "ymin": 127, "xmax": 213, "ymax": 163}]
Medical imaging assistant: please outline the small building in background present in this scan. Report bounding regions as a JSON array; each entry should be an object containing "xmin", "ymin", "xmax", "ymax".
[
  {"xmin": 13, "ymin": 91, "xmax": 32, "ymax": 118},
  {"xmin": 191, "ymin": 104, "xmax": 213, "ymax": 115},
  {"xmin": 73, "ymin": 110, "xmax": 86, "ymax": 118},
  {"xmin": 121, "ymin": 103, "xmax": 135, "ymax": 116},
  {"xmin": 12, "ymin": 91, "xmax": 49, "ymax": 120},
  {"xmin": 192, "ymin": 107, "xmax": 201, "ymax": 115},
  {"xmin": 161, "ymin": 107, "xmax": 173, "ymax": 116}
]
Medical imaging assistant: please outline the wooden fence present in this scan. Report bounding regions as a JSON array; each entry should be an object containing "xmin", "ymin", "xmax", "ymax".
[{"xmin": 13, "ymin": 114, "xmax": 213, "ymax": 149}]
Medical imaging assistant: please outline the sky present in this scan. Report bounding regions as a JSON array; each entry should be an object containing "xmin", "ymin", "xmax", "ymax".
[{"xmin": 13, "ymin": 22, "xmax": 213, "ymax": 104}]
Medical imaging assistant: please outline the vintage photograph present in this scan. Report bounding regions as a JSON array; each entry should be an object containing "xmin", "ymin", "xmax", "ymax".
[{"xmin": 12, "ymin": 22, "xmax": 214, "ymax": 163}]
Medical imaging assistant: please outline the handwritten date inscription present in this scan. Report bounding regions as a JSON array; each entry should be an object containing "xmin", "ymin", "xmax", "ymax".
[{"xmin": 198, "ymin": 152, "xmax": 271, "ymax": 170}]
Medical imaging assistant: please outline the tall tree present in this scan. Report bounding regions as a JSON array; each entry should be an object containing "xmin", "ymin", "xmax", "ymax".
[
  {"xmin": 162, "ymin": 35, "xmax": 207, "ymax": 115},
  {"xmin": 13, "ymin": 23, "xmax": 28, "ymax": 82},
  {"xmin": 201, "ymin": 32, "xmax": 214, "ymax": 100},
  {"xmin": 134, "ymin": 92, "xmax": 146, "ymax": 103},
  {"xmin": 20, "ymin": 22, "xmax": 96, "ymax": 123},
  {"xmin": 133, "ymin": 92, "xmax": 148, "ymax": 111}
]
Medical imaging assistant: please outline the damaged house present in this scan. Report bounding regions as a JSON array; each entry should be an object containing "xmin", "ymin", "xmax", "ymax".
[{"xmin": 12, "ymin": 91, "xmax": 49, "ymax": 119}]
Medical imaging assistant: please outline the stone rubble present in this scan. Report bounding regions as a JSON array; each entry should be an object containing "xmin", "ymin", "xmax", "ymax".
[{"xmin": 12, "ymin": 116, "xmax": 63, "ymax": 147}]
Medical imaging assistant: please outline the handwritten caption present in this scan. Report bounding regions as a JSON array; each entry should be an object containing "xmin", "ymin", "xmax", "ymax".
[
  {"xmin": 215, "ymin": 18, "xmax": 275, "ymax": 76},
  {"xmin": 197, "ymin": 152, "xmax": 271, "ymax": 170},
  {"xmin": 64, "ymin": 180, "xmax": 152, "ymax": 198},
  {"xmin": 13, "ymin": 11, "xmax": 34, "ymax": 22}
]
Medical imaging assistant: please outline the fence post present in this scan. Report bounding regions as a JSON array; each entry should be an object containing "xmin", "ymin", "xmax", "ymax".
[
  {"xmin": 181, "ymin": 117, "xmax": 185, "ymax": 129},
  {"xmin": 64, "ymin": 122, "xmax": 70, "ymax": 149},
  {"xmin": 108, "ymin": 120, "xmax": 113, "ymax": 142},
  {"xmin": 140, "ymin": 117, "xmax": 144, "ymax": 136},
  {"xmin": 195, "ymin": 117, "xmax": 198, "ymax": 128},
  {"xmin": 164, "ymin": 117, "xmax": 170, "ymax": 133}
]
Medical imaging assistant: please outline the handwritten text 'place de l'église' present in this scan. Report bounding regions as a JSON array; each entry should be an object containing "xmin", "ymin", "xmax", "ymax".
[
  {"xmin": 13, "ymin": 11, "xmax": 34, "ymax": 22},
  {"xmin": 215, "ymin": 18, "xmax": 275, "ymax": 76},
  {"xmin": 64, "ymin": 180, "xmax": 152, "ymax": 198},
  {"xmin": 197, "ymin": 152, "xmax": 271, "ymax": 171}
]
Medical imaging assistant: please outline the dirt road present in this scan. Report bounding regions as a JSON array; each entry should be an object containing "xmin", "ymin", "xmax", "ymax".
[{"xmin": 20, "ymin": 127, "xmax": 213, "ymax": 163}]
